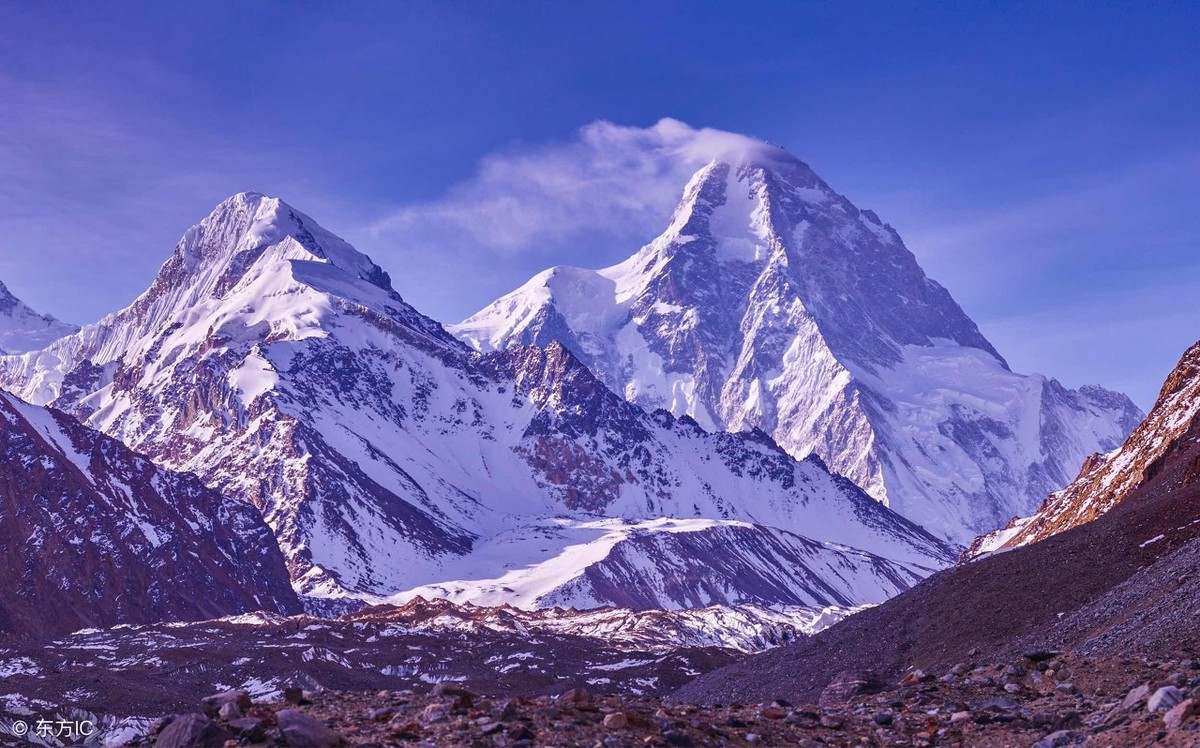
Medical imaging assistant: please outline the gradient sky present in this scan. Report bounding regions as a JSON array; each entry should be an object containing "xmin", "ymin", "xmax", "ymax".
[{"xmin": 0, "ymin": 2, "xmax": 1196, "ymax": 409}]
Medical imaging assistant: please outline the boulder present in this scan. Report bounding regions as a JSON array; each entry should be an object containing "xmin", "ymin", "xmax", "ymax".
[
  {"xmin": 277, "ymin": 709, "xmax": 346, "ymax": 747},
  {"xmin": 156, "ymin": 713, "xmax": 233, "ymax": 748},
  {"xmin": 818, "ymin": 670, "xmax": 882, "ymax": 707}
]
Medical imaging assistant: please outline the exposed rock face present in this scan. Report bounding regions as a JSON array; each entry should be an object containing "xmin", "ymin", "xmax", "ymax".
[
  {"xmin": 454, "ymin": 150, "xmax": 1141, "ymax": 542},
  {"xmin": 0, "ymin": 390, "xmax": 300, "ymax": 638},
  {"xmin": 971, "ymin": 340, "xmax": 1200, "ymax": 556},
  {"xmin": 0, "ymin": 280, "xmax": 77, "ymax": 353},
  {"xmin": 0, "ymin": 193, "xmax": 954, "ymax": 611}
]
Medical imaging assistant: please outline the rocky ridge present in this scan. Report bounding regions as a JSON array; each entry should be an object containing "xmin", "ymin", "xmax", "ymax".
[
  {"xmin": 971, "ymin": 338, "xmax": 1200, "ymax": 556},
  {"xmin": 0, "ymin": 389, "xmax": 300, "ymax": 638},
  {"xmin": 674, "ymin": 338, "xmax": 1200, "ymax": 711}
]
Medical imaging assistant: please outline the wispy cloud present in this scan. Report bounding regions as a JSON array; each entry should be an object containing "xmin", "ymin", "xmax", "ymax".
[{"xmin": 367, "ymin": 118, "xmax": 778, "ymax": 259}]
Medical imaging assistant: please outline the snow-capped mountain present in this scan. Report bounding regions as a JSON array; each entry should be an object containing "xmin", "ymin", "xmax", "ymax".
[
  {"xmin": 0, "ymin": 280, "xmax": 77, "ymax": 353},
  {"xmin": 453, "ymin": 140, "xmax": 1142, "ymax": 543},
  {"xmin": 971, "ymin": 339, "xmax": 1200, "ymax": 556},
  {"xmin": 0, "ymin": 192, "xmax": 953, "ymax": 612},
  {"xmin": 0, "ymin": 389, "xmax": 300, "ymax": 637}
]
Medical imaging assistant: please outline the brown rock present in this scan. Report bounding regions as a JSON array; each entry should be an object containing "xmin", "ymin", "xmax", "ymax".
[
  {"xmin": 200, "ymin": 690, "xmax": 252, "ymax": 717},
  {"xmin": 1163, "ymin": 698, "xmax": 1196, "ymax": 730},
  {"xmin": 217, "ymin": 701, "xmax": 243, "ymax": 721},
  {"xmin": 818, "ymin": 670, "xmax": 882, "ymax": 707},
  {"xmin": 819, "ymin": 715, "xmax": 844, "ymax": 729},
  {"xmin": 422, "ymin": 703, "xmax": 449, "ymax": 722},
  {"xmin": 156, "ymin": 713, "xmax": 233, "ymax": 748},
  {"xmin": 227, "ymin": 717, "xmax": 266, "ymax": 742},
  {"xmin": 1148, "ymin": 686, "xmax": 1185, "ymax": 713},
  {"xmin": 277, "ymin": 709, "xmax": 346, "ymax": 747},
  {"xmin": 560, "ymin": 687, "xmax": 592, "ymax": 706},
  {"xmin": 603, "ymin": 711, "xmax": 629, "ymax": 729},
  {"xmin": 1122, "ymin": 684, "xmax": 1150, "ymax": 710}
]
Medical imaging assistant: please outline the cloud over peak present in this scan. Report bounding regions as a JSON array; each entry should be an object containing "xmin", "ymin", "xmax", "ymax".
[{"xmin": 368, "ymin": 119, "xmax": 786, "ymax": 260}]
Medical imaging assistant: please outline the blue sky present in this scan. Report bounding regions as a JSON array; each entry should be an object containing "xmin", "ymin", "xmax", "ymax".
[{"xmin": 0, "ymin": 2, "xmax": 1196, "ymax": 408}]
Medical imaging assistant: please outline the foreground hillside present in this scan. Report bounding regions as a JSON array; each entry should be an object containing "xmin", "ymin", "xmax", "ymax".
[
  {"xmin": 973, "ymin": 340, "xmax": 1200, "ymax": 555},
  {"xmin": 676, "ymin": 339, "xmax": 1200, "ymax": 715}
]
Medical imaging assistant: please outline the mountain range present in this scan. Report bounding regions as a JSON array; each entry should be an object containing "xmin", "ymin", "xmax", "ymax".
[
  {"xmin": 0, "ymin": 191, "xmax": 953, "ymax": 619},
  {"xmin": 0, "ymin": 131, "xmax": 1152, "ymax": 644}
]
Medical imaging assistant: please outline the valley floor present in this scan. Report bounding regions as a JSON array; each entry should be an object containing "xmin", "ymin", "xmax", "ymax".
[{"xmin": 116, "ymin": 652, "xmax": 1200, "ymax": 747}]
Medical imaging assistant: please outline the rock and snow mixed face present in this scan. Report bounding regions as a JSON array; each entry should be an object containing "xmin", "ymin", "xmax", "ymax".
[
  {"xmin": 970, "ymin": 339, "xmax": 1200, "ymax": 556},
  {"xmin": 0, "ymin": 280, "xmax": 77, "ymax": 354},
  {"xmin": 0, "ymin": 193, "xmax": 954, "ymax": 612},
  {"xmin": 453, "ymin": 155, "xmax": 1142, "ymax": 543},
  {"xmin": 0, "ymin": 389, "xmax": 300, "ymax": 637}
]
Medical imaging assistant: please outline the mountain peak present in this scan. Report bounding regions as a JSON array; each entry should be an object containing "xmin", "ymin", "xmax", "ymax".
[
  {"xmin": 454, "ymin": 137, "xmax": 1141, "ymax": 542},
  {"xmin": 0, "ymin": 278, "xmax": 77, "ymax": 354},
  {"xmin": 1, "ymin": 193, "xmax": 458, "ymax": 406},
  {"xmin": 173, "ymin": 192, "xmax": 393, "ymax": 296}
]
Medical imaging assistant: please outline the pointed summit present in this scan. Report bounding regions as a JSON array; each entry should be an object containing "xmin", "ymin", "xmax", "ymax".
[
  {"xmin": 454, "ymin": 141, "xmax": 1141, "ymax": 542},
  {"xmin": 0, "ymin": 279, "xmax": 77, "ymax": 354},
  {"xmin": 2, "ymin": 192, "xmax": 459, "ymax": 406},
  {"xmin": 152, "ymin": 191, "xmax": 393, "ymax": 304}
]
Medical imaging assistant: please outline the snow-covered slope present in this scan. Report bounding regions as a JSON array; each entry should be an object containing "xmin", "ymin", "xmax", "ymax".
[
  {"xmin": 970, "ymin": 340, "xmax": 1200, "ymax": 556},
  {"xmin": 387, "ymin": 516, "xmax": 931, "ymax": 611},
  {"xmin": 0, "ymin": 193, "xmax": 954, "ymax": 612},
  {"xmin": 453, "ymin": 144, "xmax": 1142, "ymax": 543},
  {"xmin": 0, "ymin": 389, "xmax": 300, "ymax": 637},
  {"xmin": 0, "ymin": 280, "xmax": 77, "ymax": 354},
  {"xmin": 353, "ymin": 597, "xmax": 862, "ymax": 654}
]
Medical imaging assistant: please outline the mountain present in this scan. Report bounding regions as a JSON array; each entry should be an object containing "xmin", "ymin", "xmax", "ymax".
[
  {"xmin": 453, "ymin": 143, "xmax": 1142, "ymax": 543},
  {"xmin": 970, "ymin": 339, "xmax": 1200, "ymax": 556},
  {"xmin": 0, "ymin": 280, "xmax": 77, "ymax": 353},
  {"xmin": 675, "ymin": 360, "xmax": 1200, "ymax": 707},
  {"xmin": 0, "ymin": 192, "xmax": 954, "ymax": 613},
  {"xmin": 0, "ymin": 389, "xmax": 300, "ymax": 638}
]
